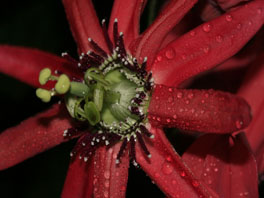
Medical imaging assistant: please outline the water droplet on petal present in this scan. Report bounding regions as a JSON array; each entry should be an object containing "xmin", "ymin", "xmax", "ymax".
[
  {"xmin": 237, "ymin": 23, "xmax": 242, "ymax": 29},
  {"xmin": 216, "ymin": 35, "xmax": 223, "ymax": 43},
  {"xmin": 154, "ymin": 172, "xmax": 160, "ymax": 178},
  {"xmin": 181, "ymin": 54, "xmax": 187, "ymax": 60},
  {"xmin": 166, "ymin": 118, "xmax": 171, "ymax": 123},
  {"xmin": 177, "ymin": 92, "xmax": 183, "ymax": 98},
  {"xmin": 104, "ymin": 171, "xmax": 110, "ymax": 179},
  {"xmin": 168, "ymin": 97, "xmax": 173, "ymax": 102},
  {"xmin": 214, "ymin": 168, "xmax": 219, "ymax": 172},
  {"xmin": 203, "ymin": 46, "xmax": 210, "ymax": 54},
  {"xmin": 248, "ymin": 21, "xmax": 252, "ymax": 26},
  {"xmin": 225, "ymin": 14, "xmax": 233, "ymax": 22},
  {"xmin": 236, "ymin": 120, "xmax": 243, "ymax": 129},
  {"xmin": 168, "ymin": 87, "xmax": 173, "ymax": 92},
  {"xmin": 180, "ymin": 171, "xmax": 186, "ymax": 177},
  {"xmin": 157, "ymin": 117, "xmax": 161, "ymax": 122},
  {"xmin": 157, "ymin": 55, "xmax": 162, "ymax": 62},
  {"xmin": 162, "ymin": 162, "xmax": 173, "ymax": 175},
  {"xmin": 190, "ymin": 31, "xmax": 196, "ymax": 36},
  {"xmin": 185, "ymin": 100, "xmax": 190, "ymax": 104},
  {"xmin": 257, "ymin": 8, "xmax": 262, "ymax": 14},
  {"xmin": 201, "ymin": 100, "xmax": 205, "ymax": 104},
  {"xmin": 172, "ymin": 180, "xmax": 177, "ymax": 185},
  {"xmin": 187, "ymin": 93, "xmax": 194, "ymax": 99},
  {"xmin": 192, "ymin": 180, "xmax": 200, "ymax": 187},
  {"xmin": 202, "ymin": 24, "xmax": 212, "ymax": 32},
  {"xmin": 104, "ymin": 180, "xmax": 110, "ymax": 188},
  {"xmin": 166, "ymin": 155, "xmax": 172, "ymax": 162},
  {"xmin": 165, "ymin": 48, "xmax": 175, "ymax": 60},
  {"xmin": 173, "ymin": 114, "xmax": 177, "ymax": 119},
  {"xmin": 104, "ymin": 191, "xmax": 109, "ymax": 198}
]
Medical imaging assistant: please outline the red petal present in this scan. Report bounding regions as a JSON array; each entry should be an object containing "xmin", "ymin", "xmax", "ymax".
[
  {"xmin": 151, "ymin": 0, "xmax": 264, "ymax": 86},
  {"xmin": 133, "ymin": 0, "xmax": 197, "ymax": 64},
  {"xmin": 215, "ymin": 0, "xmax": 249, "ymax": 10},
  {"xmin": 148, "ymin": 85, "xmax": 251, "ymax": 133},
  {"xmin": 62, "ymin": 0, "xmax": 108, "ymax": 53},
  {"xmin": 93, "ymin": 143, "xmax": 129, "ymax": 198},
  {"xmin": 136, "ymin": 126, "xmax": 219, "ymax": 198},
  {"xmin": 62, "ymin": 157, "xmax": 94, "ymax": 198},
  {"xmin": 0, "ymin": 46, "xmax": 81, "ymax": 87},
  {"xmin": 183, "ymin": 133, "xmax": 259, "ymax": 198},
  {"xmin": 0, "ymin": 104, "xmax": 73, "ymax": 170},
  {"xmin": 108, "ymin": 0, "xmax": 146, "ymax": 47},
  {"xmin": 238, "ymin": 53, "xmax": 264, "ymax": 151}
]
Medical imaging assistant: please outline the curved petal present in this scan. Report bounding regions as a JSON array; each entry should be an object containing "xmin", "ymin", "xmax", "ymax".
[
  {"xmin": 0, "ymin": 46, "xmax": 81, "ymax": 87},
  {"xmin": 108, "ymin": 0, "xmax": 147, "ymax": 47},
  {"xmin": 182, "ymin": 133, "xmax": 259, "ymax": 198},
  {"xmin": 93, "ymin": 143, "xmax": 129, "ymax": 198},
  {"xmin": 238, "ymin": 53, "xmax": 264, "ymax": 150},
  {"xmin": 62, "ymin": 0, "xmax": 108, "ymax": 53},
  {"xmin": 0, "ymin": 104, "xmax": 74, "ymax": 170},
  {"xmin": 62, "ymin": 156, "xmax": 94, "ymax": 198},
  {"xmin": 148, "ymin": 85, "xmax": 251, "ymax": 133},
  {"xmin": 151, "ymin": 0, "xmax": 264, "ymax": 86},
  {"xmin": 136, "ymin": 126, "xmax": 219, "ymax": 198},
  {"xmin": 215, "ymin": 0, "xmax": 249, "ymax": 10},
  {"xmin": 133, "ymin": 0, "xmax": 197, "ymax": 64}
]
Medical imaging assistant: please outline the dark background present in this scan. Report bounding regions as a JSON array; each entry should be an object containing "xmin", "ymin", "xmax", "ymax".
[
  {"xmin": 0, "ymin": 0, "xmax": 263, "ymax": 197},
  {"xmin": 0, "ymin": 0, "xmax": 165, "ymax": 197}
]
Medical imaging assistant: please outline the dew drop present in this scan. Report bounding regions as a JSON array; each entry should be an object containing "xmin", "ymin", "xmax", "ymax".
[
  {"xmin": 237, "ymin": 23, "xmax": 242, "ymax": 29},
  {"xmin": 185, "ymin": 100, "xmax": 190, "ymax": 104},
  {"xmin": 177, "ymin": 92, "xmax": 183, "ymax": 98},
  {"xmin": 157, "ymin": 117, "xmax": 161, "ymax": 122},
  {"xmin": 201, "ymin": 100, "xmax": 205, "ymax": 104},
  {"xmin": 165, "ymin": 48, "xmax": 175, "ymax": 60},
  {"xmin": 104, "ymin": 191, "xmax": 109, "ymax": 198},
  {"xmin": 203, "ymin": 46, "xmax": 210, "ymax": 54},
  {"xmin": 225, "ymin": 14, "xmax": 233, "ymax": 22},
  {"xmin": 168, "ymin": 97, "xmax": 173, "ymax": 102},
  {"xmin": 236, "ymin": 120, "xmax": 243, "ymax": 129},
  {"xmin": 155, "ymin": 96, "xmax": 159, "ymax": 100},
  {"xmin": 180, "ymin": 171, "xmax": 186, "ymax": 177},
  {"xmin": 166, "ymin": 155, "xmax": 172, "ymax": 162},
  {"xmin": 173, "ymin": 114, "xmax": 177, "ymax": 119},
  {"xmin": 168, "ymin": 87, "xmax": 173, "ymax": 92},
  {"xmin": 172, "ymin": 180, "xmax": 177, "ymax": 185},
  {"xmin": 202, "ymin": 24, "xmax": 212, "ymax": 32},
  {"xmin": 257, "ymin": 8, "xmax": 262, "ymax": 14},
  {"xmin": 192, "ymin": 180, "xmax": 200, "ymax": 187},
  {"xmin": 248, "ymin": 21, "xmax": 252, "ymax": 26},
  {"xmin": 216, "ymin": 35, "xmax": 223, "ymax": 43},
  {"xmin": 104, "ymin": 180, "xmax": 110, "ymax": 188},
  {"xmin": 190, "ymin": 31, "xmax": 196, "ymax": 36},
  {"xmin": 162, "ymin": 162, "xmax": 173, "ymax": 175},
  {"xmin": 214, "ymin": 168, "xmax": 219, "ymax": 172},
  {"xmin": 204, "ymin": 93, "xmax": 209, "ymax": 98},
  {"xmin": 157, "ymin": 55, "xmax": 162, "ymax": 61},
  {"xmin": 104, "ymin": 171, "xmax": 110, "ymax": 179},
  {"xmin": 166, "ymin": 118, "xmax": 171, "ymax": 123},
  {"xmin": 187, "ymin": 93, "xmax": 194, "ymax": 99}
]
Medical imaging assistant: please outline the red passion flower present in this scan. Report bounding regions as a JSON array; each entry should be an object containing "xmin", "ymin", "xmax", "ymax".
[{"xmin": 0, "ymin": 0, "xmax": 263, "ymax": 198}]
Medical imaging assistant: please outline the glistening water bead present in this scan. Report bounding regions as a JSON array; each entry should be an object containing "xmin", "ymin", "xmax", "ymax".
[{"xmin": 36, "ymin": 19, "xmax": 154, "ymax": 165}]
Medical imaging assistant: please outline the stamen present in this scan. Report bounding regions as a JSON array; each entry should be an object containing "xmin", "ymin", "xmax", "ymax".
[
  {"xmin": 113, "ymin": 18, "xmax": 119, "ymax": 47},
  {"xmin": 116, "ymin": 138, "xmax": 128, "ymax": 164},
  {"xmin": 88, "ymin": 38, "xmax": 108, "ymax": 58},
  {"xmin": 136, "ymin": 132, "xmax": 151, "ymax": 158},
  {"xmin": 102, "ymin": 19, "xmax": 113, "ymax": 52}
]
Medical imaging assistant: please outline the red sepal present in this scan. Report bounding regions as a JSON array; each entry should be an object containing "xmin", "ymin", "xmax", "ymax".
[
  {"xmin": 151, "ymin": 0, "xmax": 264, "ymax": 86},
  {"xmin": 133, "ymin": 0, "xmax": 197, "ymax": 64},
  {"xmin": 136, "ymin": 126, "xmax": 219, "ymax": 198},
  {"xmin": 62, "ymin": 156, "xmax": 94, "ymax": 198},
  {"xmin": 148, "ymin": 85, "xmax": 251, "ymax": 133},
  {"xmin": 182, "ymin": 133, "xmax": 259, "ymax": 198},
  {"xmin": 108, "ymin": 0, "xmax": 147, "ymax": 47},
  {"xmin": 62, "ymin": 0, "xmax": 108, "ymax": 53},
  {"xmin": 93, "ymin": 143, "xmax": 129, "ymax": 198},
  {"xmin": 0, "ymin": 104, "xmax": 73, "ymax": 170},
  {"xmin": 0, "ymin": 46, "xmax": 81, "ymax": 87}
]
